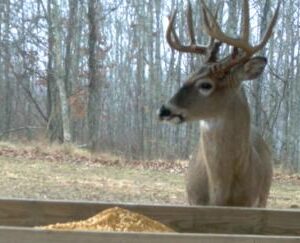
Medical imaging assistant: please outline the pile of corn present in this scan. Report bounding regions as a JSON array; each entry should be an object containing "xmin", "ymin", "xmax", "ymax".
[{"xmin": 39, "ymin": 207, "xmax": 174, "ymax": 233}]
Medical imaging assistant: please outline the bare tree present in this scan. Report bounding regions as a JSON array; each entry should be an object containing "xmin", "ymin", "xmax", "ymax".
[
  {"xmin": 3, "ymin": 0, "xmax": 12, "ymax": 140},
  {"xmin": 87, "ymin": 0, "xmax": 104, "ymax": 151},
  {"xmin": 1, "ymin": 0, "xmax": 300, "ymax": 171}
]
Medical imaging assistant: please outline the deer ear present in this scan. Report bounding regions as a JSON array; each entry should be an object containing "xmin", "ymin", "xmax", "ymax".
[{"xmin": 241, "ymin": 56, "xmax": 267, "ymax": 80}]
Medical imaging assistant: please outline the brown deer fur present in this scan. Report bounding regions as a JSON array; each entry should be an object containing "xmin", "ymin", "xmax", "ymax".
[{"xmin": 158, "ymin": 0, "xmax": 279, "ymax": 207}]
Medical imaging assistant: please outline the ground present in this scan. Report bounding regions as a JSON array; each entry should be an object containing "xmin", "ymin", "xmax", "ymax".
[{"xmin": 0, "ymin": 142, "xmax": 299, "ymax": 208}]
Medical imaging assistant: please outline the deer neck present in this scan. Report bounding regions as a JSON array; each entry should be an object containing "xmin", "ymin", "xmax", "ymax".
[{"xmin": 199, "ymin": 89, "xmax": 251, "ymax": 168}]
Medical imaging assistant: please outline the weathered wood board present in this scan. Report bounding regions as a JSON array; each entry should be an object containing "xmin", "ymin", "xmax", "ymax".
[
  {"xmin": 1, "ymin": 227, "xmax": 299, "ymax": 243},
  {"xmin": 0, "ymin": 198, "xmax": 299, "ymax": 243}
]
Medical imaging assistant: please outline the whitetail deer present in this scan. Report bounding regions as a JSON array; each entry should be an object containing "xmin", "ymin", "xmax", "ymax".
[{"xmin": 158, "ymin": 0, "xmax": 280, "ymax": 207}]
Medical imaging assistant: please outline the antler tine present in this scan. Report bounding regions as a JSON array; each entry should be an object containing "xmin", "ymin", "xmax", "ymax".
[
  {"xmin": 218, "ymin": 2, "xmax": 280, "ymax": 73},
  {"xmin": 166, "ymin": 11, "xmax": 181, "ymax": 51},
  {"xmin": 202, "ymin": 0, "xmax": 280, "ymax": 57},
  {"xmin": 241, "ymin": 0, "xmax": 250, "ymax": 42},
  {"xmin": 252, "ymin": 1, "xmax": 281, "ymax": 53},
  {"xmin": 166, "ymin": 3, "xmax": 208, "ymax": 55},
  {"xmin": 201, "ymin": 0, "xmax": 253, "ymax": 54},
  {"xmin": 187, "ymin": 0, "xmax": 196, "ymax": 45},
  {"xmin": 208, "ymin": 3, "xmax": 220, "ymax": 49},
  {"xmin": 206, "ymin": 4, "xmax": 222, "ymax": 63}
]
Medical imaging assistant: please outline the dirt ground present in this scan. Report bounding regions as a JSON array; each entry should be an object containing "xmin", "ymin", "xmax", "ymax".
[{"xmin": 0, "ymin": 142, "xmax": 299, "ymax": 208}]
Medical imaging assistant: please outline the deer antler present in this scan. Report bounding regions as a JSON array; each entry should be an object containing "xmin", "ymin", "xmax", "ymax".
[
  {"xmin": 167, "ymin": 0, "xmax": 280, "ymax": 76},
  {"xmin": 201, "ymin": 0, "xmax": 280, "ymax": 71},
  {"xmin": 166, "ymin": 0, "xmax": 220, "ymax": 61}
]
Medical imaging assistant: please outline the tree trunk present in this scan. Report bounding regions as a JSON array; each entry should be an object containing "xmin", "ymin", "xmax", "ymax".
[
  {"xmin": 47, "ymin": 0, "xmax": 71, "ymax": 143},
  {"xmin": 252, "ymin": 0, "xmax": 270, "ymax": 131},
  {"xmin": 3, "ymin": 0, "xmax": 12, "ymax": 139},
  {"xmin": 87, "ymin": 0, "xmax": 102, "ymax": 151},
  {"xmin": 64, "ymin": 0, "xmax": 78, "ymax": 97}
]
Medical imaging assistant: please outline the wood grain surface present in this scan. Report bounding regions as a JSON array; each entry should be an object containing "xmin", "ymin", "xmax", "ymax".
[{"xmin": 0, "ymin": 198, "xmax": 299, "ymax": 236}]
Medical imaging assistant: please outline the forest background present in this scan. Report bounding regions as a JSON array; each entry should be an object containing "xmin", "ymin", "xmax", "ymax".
[{"xmin": 0, "ymin": 0, "xmax": 299, "ymax": 171}]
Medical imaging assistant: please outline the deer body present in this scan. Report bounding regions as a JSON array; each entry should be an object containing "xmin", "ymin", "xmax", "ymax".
[
  {"xmin": 186, "ymin": 87, "xmax": 272, "ymax": 206},
  {"xmin": 158, "ymin": 0, "xmax": 279, "ymax": 207}
]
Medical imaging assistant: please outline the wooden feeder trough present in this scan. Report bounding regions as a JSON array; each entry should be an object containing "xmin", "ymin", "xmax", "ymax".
[{"xmin": 0, "ymin": 198, "xmax": 299, "ymax": 242}]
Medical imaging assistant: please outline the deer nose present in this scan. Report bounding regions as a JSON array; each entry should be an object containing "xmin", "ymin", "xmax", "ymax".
[{"xmin": 158, "ymin": 105, "xmax": 172, "ymax": 120}]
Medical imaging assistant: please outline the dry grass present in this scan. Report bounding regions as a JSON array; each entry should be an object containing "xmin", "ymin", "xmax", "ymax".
[
  {"xmin": 0, "ymin": 142, "xmax": 299, "ymax": 208},
  {"xmin": 0, "ymin": 141, "xmax": 185, "ymax": 204}
]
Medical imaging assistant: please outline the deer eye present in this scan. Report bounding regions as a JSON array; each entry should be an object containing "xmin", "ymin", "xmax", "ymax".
[
  {"xmin": 197, "ymin": 81, "xmax": 214, "ymax": 96},
  {"xmin": 200, "ymin": 83, "xmax": 213, "ymax": 90}
]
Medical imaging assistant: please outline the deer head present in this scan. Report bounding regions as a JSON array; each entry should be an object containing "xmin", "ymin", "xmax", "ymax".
[{"xmin": 158, "ymin": 0, "xmax": 280, "ymax": 124}]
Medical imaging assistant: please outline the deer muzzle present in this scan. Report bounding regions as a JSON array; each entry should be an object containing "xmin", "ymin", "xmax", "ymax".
[{"xmin": 158, "ymin": 104, "xmax": 185, "ymax": 124}]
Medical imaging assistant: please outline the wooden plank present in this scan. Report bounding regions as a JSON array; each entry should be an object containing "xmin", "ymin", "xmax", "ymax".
[
  {"xmin": 0, "ymin": 227, "xmax": 299, "ymax": 243},
  {"xmin": 0, "ymin": 198, "xmax": 299, "ymax": 236}
]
